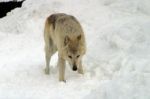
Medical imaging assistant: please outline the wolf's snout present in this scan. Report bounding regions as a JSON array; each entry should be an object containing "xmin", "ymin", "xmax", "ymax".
[{"xmin": 72, "ymin": 65, "xmax": 77, "ymax": 71}]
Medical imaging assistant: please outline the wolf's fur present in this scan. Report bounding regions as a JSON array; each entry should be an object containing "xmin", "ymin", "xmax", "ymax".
[{"xmin": 44, "ymin": 13, "xmax": 86, "ymax": 82}]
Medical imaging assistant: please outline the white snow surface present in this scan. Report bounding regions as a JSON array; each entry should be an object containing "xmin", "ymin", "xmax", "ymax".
[{"xmin": 0, "ymin": 0, "xmax": 150, "ymax": 99}]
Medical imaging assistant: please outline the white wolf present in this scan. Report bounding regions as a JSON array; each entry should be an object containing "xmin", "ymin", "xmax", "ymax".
[{"xmin": 44, "ymin": 13, "xmax": 86, "ymax": 82}]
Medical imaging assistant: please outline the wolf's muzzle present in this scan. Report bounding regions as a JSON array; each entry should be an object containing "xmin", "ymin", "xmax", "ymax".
[{"xmin": 72, "ymin": 65, "xmax": 77, "ymax": 71}]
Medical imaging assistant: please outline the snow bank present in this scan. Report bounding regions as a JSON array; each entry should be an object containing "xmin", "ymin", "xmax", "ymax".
[{"xmin": 0, "ymin": 0, "xmax": 150, "ymax": 99}]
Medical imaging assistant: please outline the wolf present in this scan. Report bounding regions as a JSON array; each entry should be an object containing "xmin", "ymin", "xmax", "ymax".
[{"xmin": 44, "ymin": 13, "xmax": 86, "ymax": 82}]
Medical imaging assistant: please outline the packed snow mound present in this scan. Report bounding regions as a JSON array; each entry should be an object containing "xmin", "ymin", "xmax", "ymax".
[
  {"xmin": 100, "ymin": 0, "xmax": 150, "ymax": 15},
  {"xmin": 0, "ymin": 0, "xmax": 150, "ymax": 99}
]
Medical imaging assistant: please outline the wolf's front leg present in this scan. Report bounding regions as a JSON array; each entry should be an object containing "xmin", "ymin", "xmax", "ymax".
[
  {"xmin": 58, "ymin": 56, "xmax": 66, "ymax": 82},
  {"xmin": 78, "ymin": 60, "xmax": 84, "ymax": 74}
]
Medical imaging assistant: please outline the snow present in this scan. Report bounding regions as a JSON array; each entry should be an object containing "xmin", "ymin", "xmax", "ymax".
[{"xmin": 0, "ymin": 0, "xmax": 150, "ymax": 99}]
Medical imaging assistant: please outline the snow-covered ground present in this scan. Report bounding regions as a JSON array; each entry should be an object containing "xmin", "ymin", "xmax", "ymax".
[{"xmin": 0, "ymin": 0, "xmax": 150, "ymax": 99}]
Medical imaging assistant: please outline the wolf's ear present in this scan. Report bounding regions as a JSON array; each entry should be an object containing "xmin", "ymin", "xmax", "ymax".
[
  {"xmin": 77, "ymin": 35, "xmax": 81, "ymax": 41},
  {"xmin": 64, "ymin": 36, "xmax": 70, "ymax": 46}
]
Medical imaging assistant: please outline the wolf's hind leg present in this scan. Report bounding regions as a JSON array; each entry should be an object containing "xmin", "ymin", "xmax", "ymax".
[
  {"xmin": 45, "ymin": 45, "xmax": 51, "ymax": 74},
  {"xmin": 44, "ymin": 37, "xmax": 57, "ymax": 75}
]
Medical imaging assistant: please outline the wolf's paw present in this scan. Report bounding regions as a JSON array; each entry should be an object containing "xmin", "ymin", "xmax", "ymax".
[
  {"xmin": 59, "ymin": 78, "xmax": 66, "ymax": 82},
  {"xmin": 59, "ymin": 79, "xmax": 66, "ymax": 83},
  {"xmin": 45, "ymin": 68, "xmax": 50, "ymax": 75},
  {"xmin": 78, "ymin": 69, "xmax": 84, "ymax": 75}
]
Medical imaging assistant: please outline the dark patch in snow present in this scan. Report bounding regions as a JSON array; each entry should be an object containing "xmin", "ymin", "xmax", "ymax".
[{"xmin": 0, "ymin": 0, "xmax": 25, "ymax": 18}]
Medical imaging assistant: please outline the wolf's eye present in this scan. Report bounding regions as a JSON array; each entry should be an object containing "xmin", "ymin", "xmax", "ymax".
[
  {"xmin": 68, "ymin": 55, "xmax": 72, "ymax": 59},
  {"xmin": 76, "ymin": 55, "xmax": 80, "ymax": 58}
]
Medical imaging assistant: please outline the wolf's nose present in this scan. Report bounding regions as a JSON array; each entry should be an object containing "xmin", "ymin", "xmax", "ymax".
[{"xmin": 73, "ymin": 65, "xmax": 77, "ymax": 71}]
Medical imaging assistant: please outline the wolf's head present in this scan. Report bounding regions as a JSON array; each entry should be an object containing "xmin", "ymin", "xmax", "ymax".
[{"xmin": 62, "ymin": 34, "xmax": 86, "ymax": 71}]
